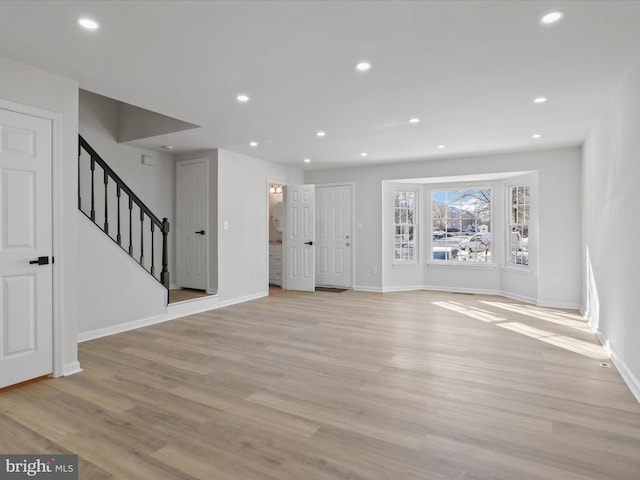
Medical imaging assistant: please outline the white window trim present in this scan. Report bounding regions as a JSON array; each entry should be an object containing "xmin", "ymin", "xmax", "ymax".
[
  {"xmin": 426, "ymin": 183, "xmax": 494, "ymax": 266},
  {"xmin": 392, "ymin": 187, "xmax": 420, "ymax": 265}
]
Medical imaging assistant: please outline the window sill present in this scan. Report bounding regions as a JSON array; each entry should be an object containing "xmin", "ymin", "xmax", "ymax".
[
  {"xmin": 501, "ymin": 265, "xmax": 531, "ymax": 275},
  {"xmin": 425, "ymin": 261, "xmax": 496, "ymax": 269},
  {"xmin": 392, "ymin": 262, "xmax": 421, "ymax": 268}
]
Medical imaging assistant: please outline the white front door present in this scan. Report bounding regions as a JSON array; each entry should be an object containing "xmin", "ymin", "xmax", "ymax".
[
  {"xmin": 0, "ymin": 108, "xmax": 53, "ymax": 388},
  {"xmin": 316, "ymin": 185, "xmax": 352, "ymax": 288},
  {"xmin": 284, "ymin": 184, "xmax": 315, "ymax": 292},
  {"xmin": 176, "ymin": 159, "xmax": 208, "ymax": 290}
]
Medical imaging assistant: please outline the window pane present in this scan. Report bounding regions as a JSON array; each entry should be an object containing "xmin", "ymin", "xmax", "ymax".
[
  {"xmin": 432, "ymin": 188, "xmax": 492, "ymax": 263},
  {"xmin": 393, "ymin": 190, "xmax": 417, "ymax": 262},
  {"xmin": 508, "ymin": 185, "xmax": 530, "ymax": 266},
  {"xmin": 407, "ymin": 192, "xmax": 415, "ymax": 209}
]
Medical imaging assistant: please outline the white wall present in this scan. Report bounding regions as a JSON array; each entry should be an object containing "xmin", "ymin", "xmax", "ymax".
[
  {"xmin": 306, "ymin": 147, "xmax": 582, "ymax": 307},
  {"xmin": 0, "ymin": 56, "xmax": 80, "ymax": 374},
  {"xmin": 78, "ymin": 217, "xmax": 167, "ymax": 335},
  {"xmin": 217, "ymin": 150, "xmax": 303, "ymax": 305},
  {"xmin": 582, "ymin": 58, "xmax": 640, "ymax": 401}
]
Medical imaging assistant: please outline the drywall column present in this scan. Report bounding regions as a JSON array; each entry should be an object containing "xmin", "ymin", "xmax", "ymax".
[
  {"xmin": 582, "ymin": 58, "xmax": 640, "ymax": 401},
  {"xmin": 0, "ymin": 56, "xmax": 80, "ymax": 374}
]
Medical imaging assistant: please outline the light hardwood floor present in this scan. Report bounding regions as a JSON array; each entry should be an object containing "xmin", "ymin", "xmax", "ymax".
[{"xmin": 2, "ymin": 288, "xmax": 640, "ymax": 479}]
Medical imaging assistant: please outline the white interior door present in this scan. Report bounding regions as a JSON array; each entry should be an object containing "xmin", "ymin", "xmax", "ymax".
[
  {"xmin": 0, "ymin": 108, "xmax": 53, "ymax": 388},
  {"xmin": 284, "ymin": 184, "xmax": 315, "ymax": 292},
  {"xmin": 177, "ymin": 159, "xmax": 208, "ymax": 290},
  {"xmin": 316, "ymin": 185, "xmax": 352, "ymax": 288}
]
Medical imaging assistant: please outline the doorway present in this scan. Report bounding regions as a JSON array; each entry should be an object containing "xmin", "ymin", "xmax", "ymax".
[
  {"xmin": 267, "ymin": 182, "xmax": 285, "ymax": 289},
  {"xmin": 275, "ymin": 183, "xmax": 353, "ymax": 293},
  {"xmin": 175, "ymin": 158, "xmax": 209, "ymax": 303}
]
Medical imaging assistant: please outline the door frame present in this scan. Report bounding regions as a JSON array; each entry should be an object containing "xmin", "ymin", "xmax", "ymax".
[
  {"xmin": 315, "ymin": 182, "xmax": 356, "ymax": 290},
  {"xmin": 266, "ymin": 178, "xmax": 287, "ymax": 292},
  {"xmin": 176, "ymin": 157, "xmax": 210, "ymax": 292},
  {"xmin": 0, "ymin": 98, "xmax": 64, "ymax": 378}
]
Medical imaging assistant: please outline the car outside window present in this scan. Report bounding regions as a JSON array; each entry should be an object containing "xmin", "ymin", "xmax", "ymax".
[{"xmin": 431, "ymin": 188, "xmax": 492, "ymax": 263}]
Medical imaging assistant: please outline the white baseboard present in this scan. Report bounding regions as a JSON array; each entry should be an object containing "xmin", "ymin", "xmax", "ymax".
[
  {"xmin": 499, "ymin": 290, "xmax": 537, "ymax": 305},
  {"xmin": 353, "ymin": 285, "xmax": 383, "ymax": 293},
  {"xmin": 206, "ymin": 288, "xmax": 218, "ymax": 295},
  {"xmin": 78, "ymin": 295, "xmax": 220, "ymax": 343},
  {"xmin": 78, "ymin": 312, "xmax": 171, "ymax": 342},
  {"xmin": 609, "ymin": 349, "xmax": 640, "ymax": 404},
  {"xmin": 169, "ymin": 282, "xmax": 180, "ymax": 290},
  {"xmin": 382, "ymin": 285, "xmax": 425, "ymax": 293},
  {"xmin": 423, "ymin": 285, "xmax": 501, "ymax": 297},
  {"xmin": 219, "ymin": 291, "xmax": 268, "ymax": 308},
  {"xmin": 590, "ymin": 328, "xmax": 640, "ymax": 404},
  {"xmin": 166, "ymin": 295, "xmax": 220, "ymax": 318},
  {"xmin": 79, "ymin": 290, "xmax": 281, "ymax": 343},
  {"xmin": 536, "ymin": 299, "xmax": 581, "ymax": 310},
  {"xmin": 357, "ymin": 284, "xmax": 567, "ymax": 309},
  {"xmin": 62, "ymin": 361, "xmax": 83, "ymax": 377}
]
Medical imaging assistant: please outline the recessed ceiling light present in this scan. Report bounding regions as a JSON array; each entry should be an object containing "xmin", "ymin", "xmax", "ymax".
[
  {"xmin": 409, "ymin": 118, "xmax": 420, "ymax": 124},
  {"xmin": 356, "ymin": 62, "xmax": 371, "ymax": 72},
  {"xmin": 437, "ymin": 145, "xmax": 445, "ymax": 149},
  {"xmin": 78, "ymin": 18, "xmax": 99, "ymax": 30},
  {"xmin": 360, "ymin": 152, "xmax": 368, "ymax": 157},
  {"xmin": 540, "ymin": 11, "xmax": 563, "ymax": 25},
  {"xmin": 304, "ymin": 158, "xmax": 311, "ymax": 163},
  {"xmin": 534, "ymin": 97, "xmax": 547, "ymax": 104},
  {"xmin": 249, "ymin": 141, "xmax": 258, "ymax": 147},
  {"xmin": 316, "ymin": 131, "xmax": 326, "ymax": 137},
  {"xmin": 236, "ymin": 94, "xmax": 250, "ymax": 103},
  {"xmin": 161, "ymin": 145, "xmax": 173, "ymax": 151},
  {"xmin": 532, "ymin": 134, "xmax": 542, "ymax": 139}
]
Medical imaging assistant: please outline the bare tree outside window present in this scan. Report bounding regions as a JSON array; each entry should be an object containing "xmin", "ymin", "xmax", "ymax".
[{"xmin": 432, "ymin": 188, "xmax": 492, "ymax": 262}]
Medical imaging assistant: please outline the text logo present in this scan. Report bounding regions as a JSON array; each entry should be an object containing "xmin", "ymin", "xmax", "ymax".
[{"xmin": 0, "ymin": 455, "xmax": 77, "ymax": 479}]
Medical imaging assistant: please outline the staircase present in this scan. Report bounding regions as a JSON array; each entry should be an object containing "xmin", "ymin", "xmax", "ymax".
[{"xmin": 78, "ymin": 135, "xmax": 170, "ymax": 301}]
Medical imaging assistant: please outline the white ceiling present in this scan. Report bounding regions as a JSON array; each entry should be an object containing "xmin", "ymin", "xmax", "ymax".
[{"xmin": 1, "ymin": 0, "xmax": 640, "ymax": 170}]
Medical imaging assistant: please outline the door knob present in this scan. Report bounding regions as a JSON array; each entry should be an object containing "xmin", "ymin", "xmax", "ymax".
[
  {"xmin": 29, "ymin": 256, "xmax": 49, "ymax": 265},
  {"xmin": 345, "ymin": 242, "xmax": 351, "ymax": 246},
  {"xmin": 195, "ymin": 230, "xmax": 205, "ymax": 235}
]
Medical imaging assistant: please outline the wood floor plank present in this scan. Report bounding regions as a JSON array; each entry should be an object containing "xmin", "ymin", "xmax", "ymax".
[{"xmin": 1, "ymin": 288, "xmax": 639, "ymax": 479}]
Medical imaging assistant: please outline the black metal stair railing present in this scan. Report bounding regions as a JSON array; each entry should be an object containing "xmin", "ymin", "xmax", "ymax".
[{"xmin": 78, "ymin": 135, "xmax": 170, "ymax": 298}]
